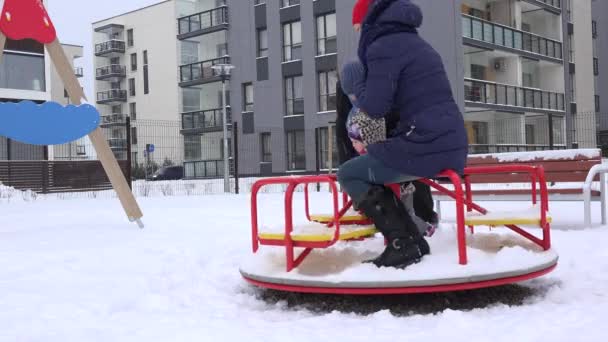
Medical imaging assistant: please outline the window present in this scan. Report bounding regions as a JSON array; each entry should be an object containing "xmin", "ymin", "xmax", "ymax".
[
  {"xmin": 243, "ymin": 83, "xmax": 254, "ymax": 112},
  {"xmin": 254, "ymin": 0, "xmax": 265, "ymax": 5},
  {"xmin": 318, "ymin": 70, "xmax": 337, "ymax": 112},
  {"xmin": 281, "ymin": 0, "xmax": 299, "ymax": 7},
  {"xmin": 127, "ymin": 29, "xmax": 134, "ymax": 47},
  {"xmin": 316, "ymin": 13, "xmax": 337, "ymax": 55},
  {"xmin": 131, "ymin": 53, "xmax": 137, "ymax": 71},
  {"xmin": 260, "ymin": 133, "xmax": 271, "ymax": 162},
  {"xmin": 594, "ymin": 57, "xmax": 599, "ymax": 76},
  {"xmin": 129, "ymin": 102, "xmax": 137, "ymax": 121},
  {"xmin": 184, "ymin": 135, "xmax": 201, "ymax": 161},
  {"xmin": 129, "ymin": 78, "xmax": 136, "ymax": 96},
  {"xmin": 112, "ymin": 105, "xmax": 122, "ymax": 114},
  {"xmin": 592, "ymin": 20, "xmax": 597, "ymax": 38},
  {"xmin": 596, "ymin": 95, "xmax": 601, "ymax": 113},
  {"xmin": 131, "ymin": 127, "xmax": 138, "ymax": 145},
  {"xmin": 318, "ymin": 127, "xmax": 338, "ymax": 170},
  {"xmin": 143, "ymin": 50, "xmax": 149, "ymax": 94},
  {"xmin": 525, "ymin": 124, "xmax": 535, "ymax": 144},
  {"xmin": 285, "ymin": 75, "xmax": 303, "ymax": 115},
  {"xmin": 0, "ymin": 53, "xmax": 45, "ymax": 91},
  {"xmin": 77, "ymin": 145, "xmax": 86, "ymax": 156},
  {"xmin": 257, "ymin": 28, "xmax": 268, "ymax": 57},
  {"xmin": 286, "ymin": 130, "xmax": 305, "ymax": 170},
  {"xmin": 282, "ymin": 21, "xmax": 302, "ymax": 61}
]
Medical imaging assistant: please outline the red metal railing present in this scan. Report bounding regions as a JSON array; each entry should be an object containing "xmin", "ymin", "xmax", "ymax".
[{"xmin": 251, "ymin": 165, "xmax": 551, "ymax": 271}]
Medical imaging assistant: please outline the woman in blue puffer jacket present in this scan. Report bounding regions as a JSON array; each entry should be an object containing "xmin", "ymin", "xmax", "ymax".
[{"xmin": 336, "ymin": 0, "xmax": 468, "ymax": 269}]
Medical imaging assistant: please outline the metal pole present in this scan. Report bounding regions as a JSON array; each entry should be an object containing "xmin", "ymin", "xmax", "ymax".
[
  {"xmin": 548, "ymin": 113, "xmax": 554, "ymax": 150},
  {"xmin": 222, "ymin": 77, "xmax": 230, "ymax": 193},
  {"xmin": 233, "ymin": 121, "xmax": 239, "ymax": 195}
]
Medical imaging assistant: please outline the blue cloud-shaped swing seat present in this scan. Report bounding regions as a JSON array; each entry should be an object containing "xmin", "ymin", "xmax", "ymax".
[{"xmin": 0, "ymin": 101, "xmax": 100, "ymax": 145}]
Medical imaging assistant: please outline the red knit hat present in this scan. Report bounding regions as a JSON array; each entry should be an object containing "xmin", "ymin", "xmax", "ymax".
[{"xmin": 352, "ymin": 0, "xmax": 373, "ymax": 25}]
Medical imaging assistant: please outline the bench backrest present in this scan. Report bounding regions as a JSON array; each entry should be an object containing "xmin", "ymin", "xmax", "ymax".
[{"xmin": 465, "ymin": 149, "xmax": 602, "ymax": 184}]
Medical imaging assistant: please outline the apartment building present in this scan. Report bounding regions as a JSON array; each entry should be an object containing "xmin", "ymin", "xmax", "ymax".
[
  {"xmin": 50, "ymin": 44, "xmax": 88, "ymax": 161},
  {"xmin": 94, "ymin": 0, "xmax": 600, "ymax": 179},
  {"xmin": 1, "ymin": 0, "xmax": 86, "ymax": 161},
  {"xmin": 176, "ymin": 0, "xmax": 464, "ymax": 177},
  {"xmin": 592, "ymin": 0, "xmax": 607, "ymax": 147},
  {"xmin": 92, "ymin": 0, "xmax": 182, "ymax": 166},
  {"xmin": 0, "ymin": 28, "xmax": 52, "ymax": 160}
]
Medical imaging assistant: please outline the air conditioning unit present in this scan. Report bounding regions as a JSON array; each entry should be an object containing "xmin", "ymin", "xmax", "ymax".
[{"xmin": 494, "ymin": 58, "xmax": 507, "ymax": 72}]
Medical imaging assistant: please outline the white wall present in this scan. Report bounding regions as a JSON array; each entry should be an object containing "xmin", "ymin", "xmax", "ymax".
[
  {"xmin": 93, "ymin": 1, "xmax": 180, "ymax": 122},
  {"xmin": 572, "ymin": 0, "xmax": 597, "ymax": 147}
]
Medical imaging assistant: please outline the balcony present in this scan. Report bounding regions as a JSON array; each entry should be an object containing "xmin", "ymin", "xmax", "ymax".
[
  {"xmin": 74, "ymin": 67, "xmax": 84, "ymax": 78},
  {"xmin": 181, "ymin": 108, "xmax": 232, "ymax": 134},
  {"xmin": 462, "ymin": 15, "xmax": 563, "ymax": 62},
  {"xmin": 184, "ymin": 159, "xmax": 234, "ymax": 179},
  {"xmin": 177, "ymin": 6, "xmax": 229, "ymax": 40},
  {"xmin": 96, "ymin": 64, "xmax": 127, "ymax": 80},
  {"xmin": 95, "ymin": 40, "xmax": 126, "ymax": 57},
  {"xmin": 96, "ymin": 89, "xmax": 127, "ymax": 105},
  {"xmin": 522, "ymin": 0, "xmax": 561, "ymax": 13},
  {"xmin": 464, "ymin": 78, "xmax": 565, "ymax": 113},
  {"xmin": 108, "ymin": 138, "xmax": 128, "ymax": 150},
  {"xmin": 100, "ymin": 114, "xmax": 127, "ymax": 127},
  {"xmin": 179, "ymin": 56, "xmax": 231, "ymax": 87}
]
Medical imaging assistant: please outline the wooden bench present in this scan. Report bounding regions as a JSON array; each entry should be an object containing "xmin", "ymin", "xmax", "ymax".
[{"xmin": 433, "ymin": 149, "xmax": 607, "ymax": 228}]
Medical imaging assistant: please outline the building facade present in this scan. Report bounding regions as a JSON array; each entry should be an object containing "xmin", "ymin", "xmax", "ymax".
[
  {"xmin": 176, "ymin": 0, "xmax": 464, "ymax": 178},
  {"xmin": 592, "ymin": 0, "xmax": 608, "ymax": 147},
  {"xmin": 92, "ymin": 0, "xmax": 183, "ymax": 166},
  {"xmin": 0, "ymin": 0, "xmax": 52, "ymax": 160},
  {"xmin": 93, "ymin": 0, "xmax": 601, "ymax": 179},
  {"xmin": 50, "ymin": 43, "xmax": 88, "ymax": 161}
]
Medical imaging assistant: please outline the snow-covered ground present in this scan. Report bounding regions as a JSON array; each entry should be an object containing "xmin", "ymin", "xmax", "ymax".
[{"xmin": 1, "ymin": 189, "xmax": 607, "ymax": 341}]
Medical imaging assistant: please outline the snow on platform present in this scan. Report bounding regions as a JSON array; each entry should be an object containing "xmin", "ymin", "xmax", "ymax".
[
  {"xmin": 242, "ymin": 227, "xmax": 557, "ymax": 288},
  {"xmin": 258, "ymin": 222, "xmax": 377, "ymax": 242},
  {"xmin": 465, "ymin": 205, "xmax": 552, "ymax": 226}
]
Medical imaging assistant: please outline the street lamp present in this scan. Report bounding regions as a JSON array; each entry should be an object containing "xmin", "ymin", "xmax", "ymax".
[{"xmin": 211, "ymin": 63, "xmax": 235, "ymax": 193}]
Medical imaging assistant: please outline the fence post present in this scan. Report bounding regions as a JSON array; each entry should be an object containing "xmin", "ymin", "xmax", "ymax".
[
  {"xmin": 233, "ymin": 121, "xmax": 239, "ymax": 194},
  {"xmin": 314, "ymin": 128, "xmax": 320, "ymax": 192},
  {"xmin": 126, "ymin": 116, "xmax": 133, "ymax": 189},
  {"xmin": 548, "ymin": 113, "xmax": 554, "ymax": 150},
  {"xmin": 6, "ymin": 138, "xmax": 11, "ymax": 186}
]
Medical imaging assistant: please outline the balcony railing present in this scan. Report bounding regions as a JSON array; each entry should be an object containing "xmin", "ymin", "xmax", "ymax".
[
  {"xmin": 95, "ymin": 40, "xmax": 126, "ymax": 56},
  {"xmin": 96, "ymin": 89, "xmax": 127, "ymax": 103},
  {"xmin": 184, "ymin": 159, "xmax": 234, "ymax": 179},
  {"xmin": 525, "ymin": 0, "xmax": 561, "ymax": 9},
  {"xmin": 178, "ymin": 6, "xmax": 229, "ymax": 37},
  {"xmin": 100, "ymin": 114, "xmax": 127, "ymax": 126},
  {"xmin": 462, "ymin": 15, "xmax": 563, "ymax": 60},
  {"xmin": 464, "ymin": 78, "xmax": 565, "ymax": 112},
  {"xmin": 179, "ymin": 56, "xmax": 231, "ymax": 84},
  {"xmin": 74, "ymin": 67, "xmax": 84, "ymax": 78},
  {"xmin": 96, "ymin": 64, "xmax": 126, "ymax": 79},
  {"xmin": 181, "ymin": 108, "xmax": 231, "ymax": 132}
]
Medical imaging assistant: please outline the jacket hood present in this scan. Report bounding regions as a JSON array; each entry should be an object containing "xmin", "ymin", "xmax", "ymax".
[{"xmin": 369, "ymin": 0, "xmax": 423, "ymax": 28}]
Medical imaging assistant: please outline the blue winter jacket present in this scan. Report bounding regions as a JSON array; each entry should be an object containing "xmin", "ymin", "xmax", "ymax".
[{"xmin": 354, "ymin": 0, "xmax": 468, "ymax": 177}]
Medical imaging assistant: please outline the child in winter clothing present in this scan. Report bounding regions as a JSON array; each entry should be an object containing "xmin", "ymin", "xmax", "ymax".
[
  {"xmin": 340, "ymin": 60, "xmax": 385, "ymax": 155},
  {"xmin": 340, "ymin": 59, "xmax": 435, "ymax": 238}
]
